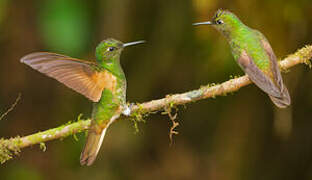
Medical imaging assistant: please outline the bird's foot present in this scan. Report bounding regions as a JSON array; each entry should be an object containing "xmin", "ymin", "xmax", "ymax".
[{"xmin": 122, "ymin": 103, "xmax": 135, "ymax": 116}]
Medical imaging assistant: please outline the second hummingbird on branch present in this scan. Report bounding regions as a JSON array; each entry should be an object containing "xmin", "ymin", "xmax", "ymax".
[
  {"xmin": 193, "ymin": 9, "xmax": 291, "ymax": 108},
  {"xmin": 21, "ymin": 38, "xmax": 145, "ymax": 166}
]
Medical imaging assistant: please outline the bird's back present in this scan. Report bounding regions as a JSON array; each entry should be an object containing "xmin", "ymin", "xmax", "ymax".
[{"xmin": 230, "ymin": 27, "xmax": 271, "ymax": 73}]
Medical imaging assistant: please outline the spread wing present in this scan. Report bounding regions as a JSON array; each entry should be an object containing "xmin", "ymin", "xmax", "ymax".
[
  {"xmin": 237, "ymin": 50, "xmax": 281, "ymax": 97},
  {"xmin": 21, "ymin": 52, "xmax": 107, "ymax": 102}
]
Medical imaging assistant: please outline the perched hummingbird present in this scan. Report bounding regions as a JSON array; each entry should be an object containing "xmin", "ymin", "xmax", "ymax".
[
  {"xmin": 193, "ymin": 9, "xmax": 290, "ymax": 108},
  {"xmin": 21, "ymin": 38, "xmax": 145, "ymax": 166}
]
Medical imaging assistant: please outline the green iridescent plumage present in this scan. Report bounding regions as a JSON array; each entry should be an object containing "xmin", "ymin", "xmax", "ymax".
[
  {"xmin": 20, "ymin": 38, "xmax": 144, "ymax": 166},
  {"xmin": 194, "ymin": 9, "xmax": 290, "ymax": 108}
]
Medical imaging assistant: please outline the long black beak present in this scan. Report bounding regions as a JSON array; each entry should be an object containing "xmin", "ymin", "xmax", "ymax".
[
  {"xmin": 123, "ymin": 40, "xmax": 145, "ymax": 47},
  {"xmin": 192, "ymin": 21, "xmax": 213, "ymax": 26}
]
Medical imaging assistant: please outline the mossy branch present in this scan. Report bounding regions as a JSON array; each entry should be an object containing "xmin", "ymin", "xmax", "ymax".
[{"xmin": 1, "ymin": 45, "xmax": 311, "ymax": 164}]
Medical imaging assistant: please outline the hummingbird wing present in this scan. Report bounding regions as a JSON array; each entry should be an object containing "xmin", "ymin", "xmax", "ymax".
[
  {"xmin": 237, "ymin": 50, "xmax": 281, "ymax": 97},
  {"xmin": 259, "ymin": 38, "xmax": 284, "ymax": 90},
  {"xmin": 21, "ymin": 52, "xmax": 110, "ymax": 102},
  {"xmin": 258, "ymin": 37, "xmax": 291, "ymax": 107}
]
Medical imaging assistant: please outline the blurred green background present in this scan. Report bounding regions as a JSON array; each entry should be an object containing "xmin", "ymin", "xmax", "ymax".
[{"xmin": 1, "ymin": 0, "xmax": 312, "ymax": 179}]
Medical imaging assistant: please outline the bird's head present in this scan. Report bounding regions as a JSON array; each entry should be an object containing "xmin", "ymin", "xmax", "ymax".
[
  {"xmin": 96, "ymin": 38, "xmax": 145, "ymax": 64},
  {"xmin": 193, "ymin": 9, "xmax": 243, "ymax": 37}
]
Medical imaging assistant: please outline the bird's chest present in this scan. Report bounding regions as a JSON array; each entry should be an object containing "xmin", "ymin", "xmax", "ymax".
[
  {"xmin": 92, "ymin": 74, "xmax": 125, "ymax": 125},
  {"xmin": 97, "ymin": 70, "xmax": 126, "ymax": 105}
]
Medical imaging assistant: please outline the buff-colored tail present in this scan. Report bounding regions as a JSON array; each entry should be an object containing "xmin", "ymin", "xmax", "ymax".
[{"xmin": 80, "ymin": 128, "xmax": 107, "ymax": 166}]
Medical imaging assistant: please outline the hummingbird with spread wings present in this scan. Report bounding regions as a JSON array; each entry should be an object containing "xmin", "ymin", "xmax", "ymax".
[
  {"xmin": 21, "ymin": 38, "xmax": 145, "ymax": 166},
  {"xmin": 194, "ymin": 10, "xmax": 290, "ymax": 108}
]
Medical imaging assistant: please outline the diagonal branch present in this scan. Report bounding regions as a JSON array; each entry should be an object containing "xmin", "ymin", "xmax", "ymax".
[{"xmin": 0, "ymin": 45, "xmax": 311, "ymax": 164}]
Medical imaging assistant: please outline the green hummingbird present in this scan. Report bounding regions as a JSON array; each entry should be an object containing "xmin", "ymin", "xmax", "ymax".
[
  {"xmin": 21, "ymin": 38, "xmax": 145, "ymax": 166},
  {"xmin": 193, "ymin": 9, "xmax": 290, "ymax": 108}
]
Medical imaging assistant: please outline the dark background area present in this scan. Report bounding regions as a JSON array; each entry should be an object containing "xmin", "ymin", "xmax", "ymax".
[{"xmin": 0, "ymin": 0, "xmax": 312, "ymax": 179}]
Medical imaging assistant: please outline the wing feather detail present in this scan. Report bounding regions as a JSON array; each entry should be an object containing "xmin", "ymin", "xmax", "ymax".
[
  {"xmin": 259, "ymin": 39, "xmax": 283, "ymax": 90},
  {"xmin": 21, "ymin": 52, "xmax": 113, "ymax": 102},
  {"xmin": 259, "ymin": 38, "xmax": 291, "ymax": 107},
  {"xmin": 237, "ymin": 50, "xmax": 281, "ymax": 97}
]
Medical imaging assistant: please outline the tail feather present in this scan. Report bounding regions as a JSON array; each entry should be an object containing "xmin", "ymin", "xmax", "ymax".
[
  {"xmin": 269, "ymin": 84, "xmax": 291, "ymax": 108},
  {"xmin": 80, "ymin": 128, "xmax": 107, "ymax": 166}
]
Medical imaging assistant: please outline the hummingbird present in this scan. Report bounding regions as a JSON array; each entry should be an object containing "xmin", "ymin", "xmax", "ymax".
[
  {"xmin": 193, "ymin": 9, "xmax": 290, "ymax": 108},
  {"xmin": 21, "ymin": 38, "xmax": 145, "ymax": 166}
]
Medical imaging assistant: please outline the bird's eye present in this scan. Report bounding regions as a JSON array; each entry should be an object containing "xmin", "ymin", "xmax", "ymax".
[
  {"xmin": 216, "ymin": 19, "xmax": 224, "ymax": 25},
  {"xmin": 107, "ymin": 47, "xmax": 116, "ymax": 52}
]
